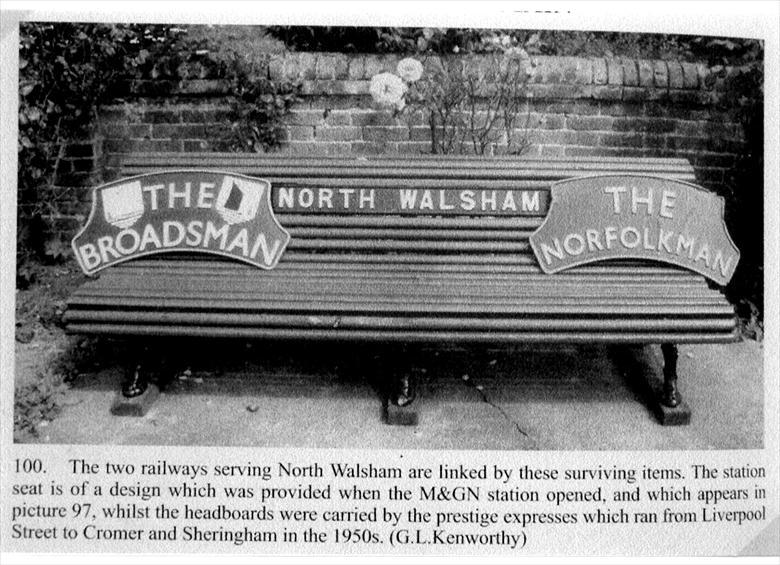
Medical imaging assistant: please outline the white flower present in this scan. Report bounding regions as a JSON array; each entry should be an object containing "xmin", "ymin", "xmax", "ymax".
[
  {"xmin": 369, "ymin": 72, "xmax": 408, "ymax": 107},
  {"xmin": 396, "ymin": 58, "xmax": 424, "ymax": 83}
]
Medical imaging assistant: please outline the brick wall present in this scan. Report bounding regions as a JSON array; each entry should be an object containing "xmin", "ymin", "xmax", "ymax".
[{"xmin": 56, "ymin": 52, "xmax": 746, "ymax": 226}]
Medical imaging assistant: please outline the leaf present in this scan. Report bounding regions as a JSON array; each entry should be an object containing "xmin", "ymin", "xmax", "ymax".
[
  {"xmin": 44, "ymin": 237, "xmax": 71, "ymax": 261},
  {"xmin": 26, "ymin": 107, "xmax": 42, "ymax": 122}
]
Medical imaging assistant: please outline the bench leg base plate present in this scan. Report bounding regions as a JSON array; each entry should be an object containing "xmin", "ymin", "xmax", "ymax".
[
  {"xmin": 382, "ymin": 401, "xmax": 419, "ymax": 426},
  {"xmin": 110, "ymin": 384, "xmax": 160, "ymax": 417},
  {"xmin": 652, "ymin": 397, "xmax": 691, "ymax": 426}
]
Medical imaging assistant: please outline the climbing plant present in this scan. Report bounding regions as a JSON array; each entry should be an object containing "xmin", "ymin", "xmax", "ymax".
[
  {"xmin": 18, "ymin": 23, "xmax": 202, "ymax": 272},
  {"xmin": 409, "ymin": 51, "xmax": 533, "ymax": 155},
  {"xmin": 369, "ymin": 47, "xmax": 534, "ymax": 156},
  {"xmin": 221, "ymin": 52, "xmax": 300, "ymax": 153}
]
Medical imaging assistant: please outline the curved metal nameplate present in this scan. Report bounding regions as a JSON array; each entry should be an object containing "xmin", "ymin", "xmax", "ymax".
[
  {"xmin": 72, "ymin": 170, "xmax": 291, "ymax": 275},
  {"xmin": 529, "ymin": 175, "xmax": 740, "ymax": 286}
]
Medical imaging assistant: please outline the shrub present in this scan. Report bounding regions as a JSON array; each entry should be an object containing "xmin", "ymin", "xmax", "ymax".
[
  {"xmin": 369, "ymin": 50, "xmax": 533, "ymax": 156},
  {"xmin": 410, "ymin": 52, "xmax": 533, "ymax": 155},
  {"xmin": 14, "ymin": 367, "xmax": 69, "ymax": 442},
  {"xmin": 221, "ymin": 53, "xmax": 301, "ymax": 152},
  {"xmin": 267, "ymin": 26, "xmax": 759, "ymax": 62}
]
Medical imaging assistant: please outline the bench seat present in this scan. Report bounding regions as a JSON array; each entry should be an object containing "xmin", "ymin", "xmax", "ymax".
[{"xmin": 65, "ymin": 257, "xmax": 736, "ymax": 343}]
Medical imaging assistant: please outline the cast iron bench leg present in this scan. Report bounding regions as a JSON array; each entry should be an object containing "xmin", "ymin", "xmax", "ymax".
[
  {"xmin": 661, "ymin": 343, "xmax": 680, "ymax": 408},
  {"xmin": 110, "ymin": 341, "xmax": 161, "ymax": 416},
  {"xmin": 609, "ymin": 344, "xmax": 691, "ymax": 426},
  {"xmin": 122, "ymin": 362, "xmax": 148, "ymax": 398},
  {"xmin": 654, "ymin": 343, "xmax": 690, "ymax": 425},
  {"xmin": 655, "ymin": 343, "xmax": 691, "ymax": 425},
  {"xmin": 381, "ymin": 363, "xmax": 419, "ymax": 426}
]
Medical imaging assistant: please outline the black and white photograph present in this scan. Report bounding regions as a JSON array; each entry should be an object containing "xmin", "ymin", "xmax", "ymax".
[
  {"xmin": 9, "ymin": 14, "xmax": 767, "ymax": 448},
  {"xmin": 1, "ymin": 2, "xmax": 778, "ymax": 561}
]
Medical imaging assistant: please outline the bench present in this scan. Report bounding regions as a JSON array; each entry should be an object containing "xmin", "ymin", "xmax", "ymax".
[{"xmin": 64, "ymin": 153, "xmax": 739, "ymax": 425}]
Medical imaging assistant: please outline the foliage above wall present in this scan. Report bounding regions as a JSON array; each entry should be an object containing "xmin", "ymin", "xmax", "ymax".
[{"xmin": 266, "ymin": 26, "xmax": 762, "ymax": 62}]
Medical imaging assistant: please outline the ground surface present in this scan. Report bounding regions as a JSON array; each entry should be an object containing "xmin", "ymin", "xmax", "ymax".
[{"xmin": 14, "ymin": 333, "xmax": 763, "ymax": 450}]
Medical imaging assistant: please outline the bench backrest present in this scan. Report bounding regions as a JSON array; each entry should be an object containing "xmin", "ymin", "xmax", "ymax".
[{"xmin": 118, "ymin": 153, "xmax": 697, "ymax": 271}]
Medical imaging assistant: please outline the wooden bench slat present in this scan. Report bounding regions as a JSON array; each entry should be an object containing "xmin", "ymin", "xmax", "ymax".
[
  {"xmin": 72, "ymin": 288, "xmax": 722, "ymax": 304},
  {"xmin": 83, "ymin": 274, "xmax": 712, "ymax": 290},
  {"xmin": 286, "ymin": 238, "xmax": 532, "ymax": 252},
  {"xmin": 77, "ymin": 265, "xmax": 715, "ymax": 288},
  {"xmin": 120, "ymin": 172, "xmax": 695, "ymax": 186},
  {"xmin": 287, "ymin": 227, "xmax": 536, "ymax": 240},
  {"xmin": 62, "ymin": 324, "xmax": 739, "ymax": 344},
  {"xmin": 67, "ymin": 293, "xmax": 734, "ymax": 315},
  {"xmin": 297, "ymin": 253, "xmax": 540, "ymax": 265},
  {"xmin": 117, "ymin": 258, "xmax": 707, "ymax": 277},
  {"xmin": 94, "ymin": 259, "xmax": 711, "ymax": 280},
  {"xmin": 122, "ymin": 152, "xmax": 696, "ymax": 170},
  {"xmin": 123, "ymin": 152, "xmax": 695, "ymax": 163},
  {"xmin": 64, "ymin": 310, "xmax": 737, "ymax": 331},
  {"xmin": 79, "ymin": 272, "xmax": 715, "ymax": 292},
  {"xmin": 276, "ymin": 215, "xmax": 544, "ymax": 229},
  {"xmin": 70, "ymin": 298, "xmax": 729, "ymax": 315},
  {"xmin": 127, "ymin": 167, "xmax": 696, "ymax": 178}
]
